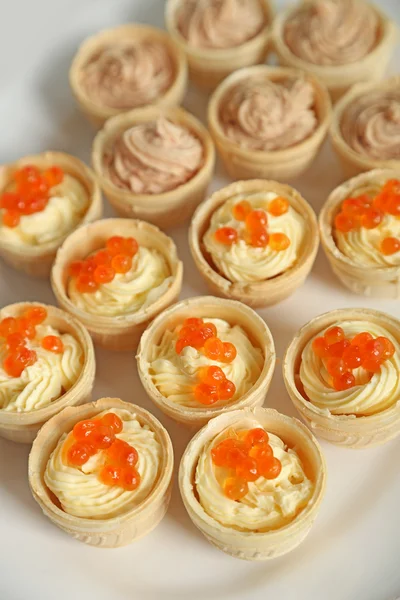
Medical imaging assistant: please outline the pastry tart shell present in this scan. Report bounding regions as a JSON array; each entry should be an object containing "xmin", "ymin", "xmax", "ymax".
[
  {"xmin": 28, "ymin": 397, "xmax": 174, "ymax": 547},
  {"xmin": 69, "ymin": 24, "xmax": 188, "ymax": 128},
  {"xmin": 179, "ymin": 407, "xmax": 326, "ymax": 560},
  {"xmin": 319, "ymin": 168, "xmax": 400, "ymax": 298},
  {"xmin": 51, "ymin": 218, "xmax": 183, "ymax": 351},
  {"xmin": 207, "ymin": 65, "xmax": 331, "ymax": 181},
  {"xmin": 283, "ymin": 308, "xmax": 400, "ymax": 448},
  {"xmin": 137, "ymin": 296, "xmax": 275, "ymax": 428},
  {"xmin": 165, "ymin": 0, "xmax": 274, "ymax": 91},
  {"xmin": 0, "ymin": 302, "xmax": 95, "ymax": 444},
  {"xmin": 0, "ymin": 151, "xmax": 102, "ymax": 278},
  {"xmin": 189, "ymin": 179, "xmax": 319, "ymax": 307},
  {"xmin": 91, "ymin": 105, "xmax": 215, "ymax": 229}
]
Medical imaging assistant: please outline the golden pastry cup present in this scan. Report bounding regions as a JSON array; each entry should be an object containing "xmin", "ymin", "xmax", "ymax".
[
  {"xmin": 189, "ymin": 179, "xmax": 319, "ymax": 308},
  {"xmin": 208, "ymin": 65, "xmax": 331, "ymax": 180},
  {"xmin": 330, "ymin": 76, "xmax": 400, "ymax": 179},
  {"xmin": 272, "ymin": 1, "xmax": 397, "ymax": 102},
  {"xmin": 320, "ymin": 168, "xmax": 400, "ymax": 298},
  {"xmin": 137, "ymin": 296, "xmax": 276, "ymax": 428},
  {"xmin": 179, "ymin": 406, "xmax": 326, "ymax": 560},
  {"xmin": 91, "ymin": 105, "xmax": 215, "ymax": 229},
  {"xmin": 0, "ymin": 302, "xmax": 95, "ymax": 444},
  {"xmin": 283, "ymin": 308, "xmax": 400, "ymax": 448},
  {"xmin": 51, "ymin": 218, "xmax": 183, "ymax": 351},
  {"xmin": 69, "ymin": 24, "xmax": 188, "ymax": 128},
  {"xmin": 165, "ymin": 0, "xmax": 274, "ymax": 91},
  {"xmin": 0, "ymin": 152, "xmax": 102, "ymax": 279},
  {"xmin": 28, "ymin": 397, "xmax": 174, "ymax": 548}
]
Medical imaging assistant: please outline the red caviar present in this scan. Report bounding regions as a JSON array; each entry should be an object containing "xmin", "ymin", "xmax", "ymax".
[
  {"xmin": 41, "ymin": 335, "xmax": 64, "ymax": 354},
  {"xmin": 214, "ymin": 227, "xmax": 238, "ymax": 245},
  {"xmin": 193, "ymin": 365, "xmax": 236, "ymax": 405},
  {"xmin": 268, "ymin": 197, "xmax": 289, "ymax": 216}
]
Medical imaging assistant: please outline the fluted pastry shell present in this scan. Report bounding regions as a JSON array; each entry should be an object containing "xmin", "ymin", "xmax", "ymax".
[
  {"xmin": 189, "ymin": 179, "xmax": 319, "ymax": 308},
  {"xmin": 319, "ymin": 168, "xmax": 400, "ymax": 298},
  {"xmin": 272, "ymin": 1, "xmax": 397, "ymax": 103},
  {"xmin": 28, "ymin": 397, "xmax": 173, "ymax": 547},
  {"xmin": 165, "ymin": 0, "xmax": 273, "ymax": 91},
  {"xmin": 208, "ymin": 65, "xmax": 331, "ymax": 181},
  {"xmin": 91, "ymin": 105, "xmax": 215, "ymax": 229},
  {"xmin": 137, "ymin": 296, "xmax": 275, "ymax": 428},
  {"xmin": 0, "ymin": 152, "xmax": 102, "ymax": 278},
  {"xmin": 283, "ymin": 308, "xmax": 400, "ymax": 448},
  {"xmin": 0, "ymin": 302, "xmax": 95, "ymax": 444},
  {"xmin": 330, "ymin": 76, "xmax": 400, "ymax": 179},
  {"xmin": 69, "ymin": 24, "xmax": 188, "ymax": 128},
  {"xmin": 51, "ymin": 218, "xmax": 183, "ymax": 351},
  {"xmin": 179, "ymin": 407, "xmax": 326, "ymax": 560}
]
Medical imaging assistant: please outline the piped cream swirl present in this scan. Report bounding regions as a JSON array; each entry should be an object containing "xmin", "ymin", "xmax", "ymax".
[
  {"xmin": 196, "ymin": 416, "xmax": 314, "ymax": 531},
  {"xmin": 44, "ymin": 408, "xmax": 161, "ymax": 519},
  {"xmin": 148, "ymin": 318, "xmax": 264, "ymax": 408},
  {"xmin": 80, "ymin": 41, "xmax": 174, "ymax": 110},
  {"xmin": 284, "ymin": 0, "xmax": 379, "ymax": 66},
  {"xmin": 176, "ymin": 0, "xmax": 266, "ymax": 49},
  {"xmin": 103, "ymin": 118, "xmax": 204, "ymax": 194},
  {"xmin": 0, "ymin": 324, "xmax": 83, "ymax": 413},
  {"xmin": 300, "ymin": 320, "xmax": 400, "ymax": 416},
  {"xmin": 204, "ymin": 191, "xmax": 306, "ymax": 282},
  {"xmin": 220, "ymin": 76, "xmax": 317, "ymax": 151}
]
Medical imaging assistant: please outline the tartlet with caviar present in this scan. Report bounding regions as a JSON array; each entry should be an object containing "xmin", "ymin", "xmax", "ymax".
[
  {"xmin": 189, "ymin": 179, "xmax": 319, "ymax": 307},
  {"xmin": 320, "ymin": 169, "xmax": 400, "ymax": 298},
  {"xmin": 208, "ymin": 65, "xmax": 331, "ymax": 180},
  {"xmin": 0, "ymin": 302, "xmax": 95, "ymax": 444},
  {"xmin": 51, "ymin": 218, "xmax": 183, "ymax": 351},
  {"xmin": 29, "ymin": 397, "xmax": 173, "ymax": 547},
  {"xmin": 0, "ymin": 152, "xmax": 102, "ymax": 278},
  {"xmin": 137, "ymin": 296, "xmax": 275, "ymax": 428},
  {"xmin": 92, "ymin": 105, "xmax": 215, "ymax": 228},
  {"xmin": 69, "ymin": 24, "xmax": 188, "ymax": 127},
  {"xmin": 273, "ymin": 0, "xmax": 397, "ymax": 101},
  {"xmin": 284, "ymin": 308, "xmax": 400, "ymax": 448},
  {"xmin": 330, "ymin": 76, "xmax": 400, "ymax": 178},
  {"xmin": 179, "ymin": 407, "xmax": 326, "ymax": 560},
  {"xmin": 165, "ymin": 0, "xmax": 273, "ymax": 90}
]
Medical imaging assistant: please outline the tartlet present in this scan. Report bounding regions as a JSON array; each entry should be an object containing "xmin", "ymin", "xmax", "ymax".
[
  {"xmin": 0, "ymin": 152, "xmax": 102, "ymax": 278},
  {"xmin": 137, "ymin": 296, "xmax": 275, "ymax": 428},
  {"xmin": 189, "ymin": 179, "xmax": 319, "ymax": 307},
  {"xmin": 283, "ymin": 308, "xmax": 400, "ymax": 448},
  {"xmin": 0, "ymin": 302, "xmax": 95, "ymax": 444},
  {"xmin": 165, "ymin": 0, "xmax": 273, "ymax": 90},
  {"xmin": 208, "ymin": 65, "xmax": 331, "ymax": 180},
  {"xmin": 320, "ymin": 168, "xmax": 400, "ymax": 298},
  {"xmin": 51, "ymin": 218, "xmax": 183, "ymax": 351},
  {"xmin": 69, "ymin": 24, "xmax": 188, "ymax": 127},
  {"xmin": 179, "ymin": 407, "xmax": 326, "ymax": 560},
  {"xmin": 28, "ymin": 397, "xmax": 173, "ymax": 547},
  {"xmin": 272, "ymin": 0, "xmax": 397, "ymax": 102},
  {"xmin": 330, "ymin": 76, "xmax": 400, "ymax": 179},
  {"xmin": 92, "ymin": 105, "xmax": 215, "ymax": 229}
]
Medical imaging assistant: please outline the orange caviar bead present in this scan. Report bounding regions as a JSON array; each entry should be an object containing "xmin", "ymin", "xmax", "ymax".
[
  {"xmin": 193, "ymin": 383, "xmax": 219, "ymax": 405},
  {"xmin": 2, "ymin": 210, "xmax": 20, "ymax": 228},
  {"xmin": 334, "ymin": 213, "xmax": 356, "ymax": 233},
  {"xmin": 203, "ymin": 337, "xmax": 224, "ymax": 361},
  {"xmin": 184, "ymin": 317, "xmax": 203, "ymax": 328},
  {"xmin": 351, "ymin": 332, "xmax": 373, "ymax": 349},
  {"xmin": 245, "ymin": 428, "xmax": 269, "ymax": 448},
  {"xmin": 68, "ymin": 260, "xmax": 84, "ymax": 278},
  {"xmin": 17, "ymin": 318, "xmax": 36, "ymax": 340},
  {"xmin": 246, "ymin": 209, "xmax": 267, "ymax": 230},
  {"xmin": 123, "ymin": 237, "xmax": 139, "ymax": 257},
  {"xmin": 198, "ymin": 365, "xmax": 226, "ymax": 386},
  {"xmin": 381, "ymin": 237, "xmax": 400, "ymax": 255},
  {"xmin": 0, "ymin": 317, "xmax": 19, "ymax": 338},
  {"xmin": 376, "ymin": 336, "xmax": 395, "ymax": 359},
  {"xmin": 201, "ymin": 322, "xmax": 218, "ymax": 339},
  {"xmin": 0, "ymin": 192, "xmax": 19, "ymax": 210},
  {"xmin": 121, "ymin": 467, "xmax": 141, "ymax": 491},
  {"xmin": 325, "ymin": 358, "xmax": 346, "ymax": 378},
  {"xmin": 387, "ymin": 196, "xmax": 400, "ymax": 216},
  {"xmin": 106, "ymin": 236, "xmax": 126, "ymax": 256},
  {"xmin": 364, "ymin": 339, "xmax": 385, "ymax": 361},
  {"xmin": 236, "ymin": 457, "xmax": 259, "ymax": 482},
  {"xmin": 211, "ymin": 438, "xmax": 245, "ymax": 467},
  {"xmin": 258, "ymin": 456, "xmax": 282, "ymax": 480},
  {"xmin": 214, "ymin": 227, "xmax": 239, "ymax": 245},
  {"xmin": 41, "ymin": 335, "xmax": 64, "ymax": 354},
  {"xmin": 24, "ymin": 306, "xmax": 47, "ymax": 325},
  {"xmin": 326, "ymin": 339, "xmax": 350, "ymax": 358},
  {"xmin": 43, "ymin": 166, "xmax": 64, "ymax": 187},
  {"xmin": 218, "ymin": 379, "xmax": 236, "ymax": 401},
  {"xmin": 6, "ymin": 333, "xmax": 25, "ymax": 350},
  {"xmin": 99, "ymin": 465, "xmax": 122, "ymax": 486},
  {"xmin": 232, "ymin": 200, "xmax": 252, "ymax": 221},
  {"xmin": 67, "ymin": 442, "xmax": 96, "ymax": 467},
  {"xmin": 360, "ymin": 208, "xmax": 383, "ymax": 229},
  {"xmin": 76, "ymin": 274, "xmax": 99, "ymax": 294},
  {"xmin": 268, "ymin": 197, "xmax": 289, "ymax": 217},
  {"xmin": 312, "ymin": 336, "xmax": 330, "ymax": 359},
  {"xmin": 101, "ymin": 413, "xmax": 123, "ymax": 434},
  {"xmin": 332, "ymin": 372, "xmax": 355, "ymax": 391},
  {"xmin": 249, "ymin": 443, "xmax": 273, "ymax": 462},
  {"xmin": 342, "ymin": 195, "xmax": 371, "ymax": 215},
  {"xmin": 94, "ymin": 265, "xmax": 115, "ymax": 285},
  {"xmin": 224, "ymin": 476, "xmax": 248, "ymax": 501},
  {"xmin": 107, "ymin": 440, "xmax": 138, "ymax": 467},
  {"xmin": 88, "ymin": 425, "xmax": 115, "ymax": 449},
  {"xmin": 342, "ymin": 344, "xmax": 363, "ymax": 370},
  {"xmin": 220, "ymin": 341, "xmax": 237, "ymax": 363},
  {"xmin": 111, "ymin": 254, "xmax": 132, "ymax": 274},
  {"xmin": 324, "ymin": 326, "xmax": 345, "ymax": 346},
  {"xmin": 249, "ymin": 227, "xmax": 269, "ymax": 248},
  {"xmin": 3, "ymin": 355, "xmax": 25, "ymax": 378},
  {"xmin": 175, "ymin": 337, "xmax": 189, "ymax": 354},
  {"xmin": 93, "ymin": 250, "xmax": 112, "ymax": 266},
  {"xmin": 269, "ymin": 232, "xmax": 290, "ymax": 251},
  {"xmin": 80, "ymin": 257, "xmax": 97, "ymax": 275},
  {"xmin": 73, "ymin": 419, "xmax": 98, "ymax": 441},
  {"xmin": 361, "ymin": 358, "xmax": 382, "ymax": 373}
]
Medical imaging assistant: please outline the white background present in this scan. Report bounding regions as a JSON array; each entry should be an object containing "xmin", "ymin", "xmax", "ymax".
[{"xmin": 0, "ymin": 1, "xmax": 399, "ymax": 599}]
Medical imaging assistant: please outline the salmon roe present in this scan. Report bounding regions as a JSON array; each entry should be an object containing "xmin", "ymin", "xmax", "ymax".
[
  {"xmin": 311, "ymin": 325, "xmax": 395, "ymax": 391},
  {"xmin": 68, "ymin": 236, "xmax": 138, "ymax": 293},
  {"xmin": 66, "ymin": 412, "xmax": 141, "ymax": 491},
  {"xmin": 214, "ymin": 198, "xmax": 292, "ymax": 251},
  {"xmin": 0, "ymin": 165, "xmax": 64, "ymax": 227},
  {"xmin": 211, "ymin": 428, "xmax": 282, "ymax": 500}
]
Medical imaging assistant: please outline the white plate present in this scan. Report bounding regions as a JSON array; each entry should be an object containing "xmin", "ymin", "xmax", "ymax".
[{"xmin": 0, "ymin": 1, "xmax": 399, "ymax": 599}]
